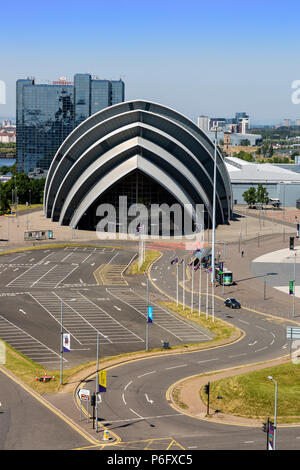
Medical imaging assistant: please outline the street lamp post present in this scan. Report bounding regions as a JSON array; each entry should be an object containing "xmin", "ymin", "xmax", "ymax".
[
  {"xmin": 176, "ymin": 261, "xmax": 179, "ymax": 307},
  {"xmin": 182, "ymin": 258, "xmax": 185, "ymax": 310},
  {"xmin": 191, "ymin": 262, "xmax": 194, "ymax": 313},
  {"xmin": 268, "ymin": 376, "xmax": 278, "ymax": 450},
  {"xmin": 206, "ymin": 269, "xmax": 209, "ymax": 320},
  {"xmin": 95, "ymin": 332, "xmax": 100, "ymax": 432},
  {"xmin": 210, "ymin": 128, "xmax": 217, "ymax": 323},
  {"xmin": 293, "ymin": 252, "xmax": 296, "ymax": 318},
  {"xmin": 60, "ymin": 301, "xmax": 63, "ymax": 385},
  {"xmin": 198, "ymin": 264, "xmax": 202, "ymax": 316},
  {"xmin": 60, "ymin": 298, "xmax": 76, "ymax": 385},
  {"xmin": 145, "ymin": 273, "xmax": 149, "ymax": 351}
]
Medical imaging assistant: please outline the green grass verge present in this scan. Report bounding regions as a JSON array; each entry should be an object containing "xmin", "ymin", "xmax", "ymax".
[
  {"xmin": 129, "ymin": 250, "xmax": 161, "ymax": 274},
  {"xmin": 160, "ymin": 301, "xmax": 238, "ymax": 346},
  {"xmin": 13, "ymin": 204, "xmax": 44, "ymax": 212},
  {"xmin": 199, "ymin": 362, "xmax": 300, "ymax": 424},
  {"xmin": 0, "ymin": 340, "xmax": 96, "ymax": 394}
]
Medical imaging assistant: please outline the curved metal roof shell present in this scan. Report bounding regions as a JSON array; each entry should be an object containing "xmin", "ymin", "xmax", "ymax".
[{"xmin": 44, "ymin": 100, "xmax": 232, "ymax": 228}]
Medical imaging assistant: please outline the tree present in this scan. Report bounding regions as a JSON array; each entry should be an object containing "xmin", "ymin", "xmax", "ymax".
[
  {"xmin": 240, "ymin": 139, "xmax": 250, "ymax": 146},
  {"xmin": 243, "ymin": 187, "xmax": 257, "ymax": 208},
  {"xmin": 256, "ymin": 184, "xmax": 269, "ymax": 207},
  {"xmin": 268, "ymin": 146, "xmax": 274, "ymax": 158},
  {"xmin": 0, "ymin": 185, "xmax": 11, "ymax": 215}
]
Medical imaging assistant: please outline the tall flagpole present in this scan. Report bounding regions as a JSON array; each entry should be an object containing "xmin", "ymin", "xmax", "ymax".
[{"xmin": 211, "ymin": 128, "xmax": 217, "ymax": 323}]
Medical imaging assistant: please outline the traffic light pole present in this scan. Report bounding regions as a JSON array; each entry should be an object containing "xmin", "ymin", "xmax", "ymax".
[
  {"xmin": 266, "ymin": 417, "xmax": 270, "ymax": 450},
  {"xmin": 205, "ymin": 381, "xmax": 210, "ymax": 415},
  {"xmin": 95, "ymin": 332, "xmax": 99, "ymax": 432}
]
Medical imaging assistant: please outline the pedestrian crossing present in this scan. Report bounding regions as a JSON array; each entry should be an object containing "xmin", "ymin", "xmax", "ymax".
[
  {"xmin": 106, "ymin": 288, "xmax": 212, "ymax": 343},
  {"xmin": 29, "ymin": 291, "xmax": 144, "ymax": 345},
  {"xmin": 0, "ymin": 314, "xmax": 62, "ymax": 366}
]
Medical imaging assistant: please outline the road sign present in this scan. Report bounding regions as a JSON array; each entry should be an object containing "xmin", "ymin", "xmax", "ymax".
[
  {"xmin": 63, "ymin": 333, "xmax": 70, "ymax": 352},
  {"xmin": 99, "ymin": 370, "xmax": 107, "ymax": 392},
  {"xmin": 78, "ymin": 388, "xmax": 90, "ymax": 401},
  {"xmin": 147, "ymin": 306, "xmax": 153, "ymax": 323},
  {"xmin": 287, "ymin": 327, "xmax": 300, "ymax": 339}
]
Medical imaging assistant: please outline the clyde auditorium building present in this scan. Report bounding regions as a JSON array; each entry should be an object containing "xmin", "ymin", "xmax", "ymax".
[{"xmin": 44, "ymin": 100, "xmax": 232, "ymax": 234}]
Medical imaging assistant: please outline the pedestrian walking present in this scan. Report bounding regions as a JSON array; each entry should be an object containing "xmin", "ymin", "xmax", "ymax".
[{"xmin": 241, "ymin": 250, "xmax": 244, "ymax": 257}]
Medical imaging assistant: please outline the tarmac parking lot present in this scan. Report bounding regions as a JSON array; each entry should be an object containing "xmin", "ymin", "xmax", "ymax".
[{"xmin": 0, "ymin": 245, "xmax": 212, "ymax": 369}]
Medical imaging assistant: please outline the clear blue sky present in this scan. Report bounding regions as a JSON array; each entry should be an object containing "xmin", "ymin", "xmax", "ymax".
[{"xmin": 2, "ymin": 0, "xmax": 300, "ymax": 123}]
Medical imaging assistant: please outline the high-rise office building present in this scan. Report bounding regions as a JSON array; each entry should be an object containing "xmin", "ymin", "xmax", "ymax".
[{"xmin": 17, "ymin": 74, "xmax": 125, "ymax": 173}]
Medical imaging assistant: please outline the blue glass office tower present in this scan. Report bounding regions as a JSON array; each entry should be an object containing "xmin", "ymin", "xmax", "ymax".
[{"xmin": 17, "ymin": 74, "xmax": 125, "ymax": 173}]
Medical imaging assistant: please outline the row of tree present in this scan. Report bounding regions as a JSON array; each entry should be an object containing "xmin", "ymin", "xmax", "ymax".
[{"xmin": 242, "ymin": 184, "xmax": 269, "ymax": 208}]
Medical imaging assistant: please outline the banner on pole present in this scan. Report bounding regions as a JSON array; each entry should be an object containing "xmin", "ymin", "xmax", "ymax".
[
  {"xmin": 289, "ymin": 280, "xmax": 295, "ymax": 295},
  {"xmin": 99, "ymin": 370, "xmax": 107, "ymax": 392},
  {"xmin": 63, "ymin": 333, "xmax": 71, "ymax": 352},
  {"xmin": 147, "ymin": 306, "xmax": 153, "ymax": 323},
  {"xmin": 268, "ymin": 423, "xmax": 275, "ymax": 450}
]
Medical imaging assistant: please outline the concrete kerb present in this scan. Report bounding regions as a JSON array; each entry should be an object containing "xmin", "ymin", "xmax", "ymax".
[
  {"xmin": 0, "ymin": 242, "xmax": 129, "ymax": 256},
  {"xmin": 166, "ymin": 354, "xmax": 300, "ymax": 428}
]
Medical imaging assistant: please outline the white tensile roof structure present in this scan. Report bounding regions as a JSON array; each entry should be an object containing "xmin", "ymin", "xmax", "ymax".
[{"xmin": 225, "ymin": 157, "xmax": 300, "ymax": 184}]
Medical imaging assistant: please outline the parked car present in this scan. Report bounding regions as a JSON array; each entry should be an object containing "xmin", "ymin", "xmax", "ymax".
[{"xmin": 224, "ymin": 297, "xmax": 241, "ymax": 309}]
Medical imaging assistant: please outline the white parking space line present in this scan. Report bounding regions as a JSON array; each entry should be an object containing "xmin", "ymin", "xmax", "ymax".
[
  {"xmin": 107, "ymin": 288, "xmax": 211, "ymax": 343},
  {"xmin": 6, "ymin": 262, "xmax": 79, "ymax": 289},
  {"xmin": 29, "ymin": 291, "xmax": 143, "ymax": 346},
  {"xmin": 0, "ymin": 314, "xmax": 62, "ymax": 366},
  {"xmin": 30, "ymin": 264, "xmax": 58, "ymax": 287}
]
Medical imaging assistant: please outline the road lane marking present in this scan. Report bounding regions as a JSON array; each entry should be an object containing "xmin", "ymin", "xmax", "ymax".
[
  {"xmin": 145, "ymin": 393, "xmax": 154, "ymax": 404},
  {"xmin": 197, "ymin": 358, "xmax": 219, "ymax": 364},
  {"xmin": 137, "ymin": 371, "xmax": 156, "ymax": 378},
  {"xmin": 165, "ymin": 364, "xmax": 188, "ymax": 370},
  {"xmin": 228, "ymin": 353, "xmax": 247, "ymax": 358},
  {"xmin": 255, "ymin": 346, "xmax": 268, "ymax": 353},
  {"xmin": 238, "ymin": 319, "xmax": 249, "ymax": 325},
  {"xmin": 129, "ymin": 408, "xmax": 144, "ymax": 419},
  {"xmin": 124, "ymin": 380, "xmax": 132, "ymax": 391},
  {"xmin": 99, "ymin": 413, "xmax": 183, "ymax": 425}
]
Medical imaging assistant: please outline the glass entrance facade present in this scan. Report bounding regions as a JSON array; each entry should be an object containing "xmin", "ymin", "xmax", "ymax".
[{"xmin": 77, "ymin": 170, "xmax": 197, "ymax": 235}]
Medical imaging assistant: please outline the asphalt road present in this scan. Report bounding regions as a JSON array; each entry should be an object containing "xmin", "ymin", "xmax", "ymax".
[
  {"xmin": 79, "ymin": 247, "xmax": 300, "ymax": 450},
  {"xmin": 1, "ymin": 242, "xmax": 300, "ymax": 450},
  {"xmin": 0, "ymin": 367, "xmax": 94, "ymax": 450}
]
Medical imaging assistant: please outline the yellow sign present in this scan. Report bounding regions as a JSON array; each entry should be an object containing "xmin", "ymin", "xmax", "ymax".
[{"xmin": 99, "ymin": 370, "xmax": 107, "ymax": 392}]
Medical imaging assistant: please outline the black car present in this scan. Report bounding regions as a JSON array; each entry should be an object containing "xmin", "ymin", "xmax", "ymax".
[{"xmin": 224, "ymin": 297, "xmax": 241, "ymax": 309}]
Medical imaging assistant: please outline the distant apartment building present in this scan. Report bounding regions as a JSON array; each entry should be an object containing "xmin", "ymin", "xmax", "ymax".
[
  {"xmin": 238, "ymin": 117, "xmax": 249, "ymax": 134},
  {"xmin": 1, "ymin": 120, "xmax": 15, "ymax": 129},
  {"xmin": 296, "ymin": 119, "xmax": 300, "ymax": 126},
  {"xmin": 197, "ymin": 111, "xmax": 250, "ymax": 134},
  {"xmin": 283, "ymin": 119, "xmax": 291, "ymax": 127},
  {"xmin": 197, "ymin": 115, "xmax": 210, "ymax": 132},
  {"xmin": 16, "ymin": 74, "xmax": 125, "ymax": 173},
  {"xmin": 0, "ymin": 131, "xmax": 16, "ymax": 143}
]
